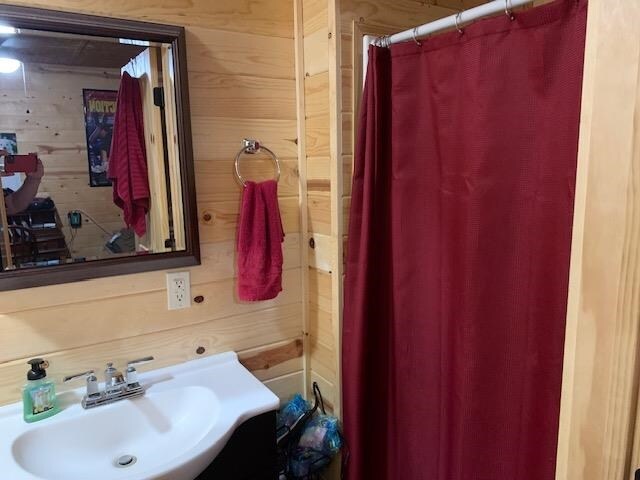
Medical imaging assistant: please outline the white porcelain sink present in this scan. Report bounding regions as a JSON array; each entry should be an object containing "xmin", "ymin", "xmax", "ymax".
[{"xmin": 0, "ymin": 352, "xmax": 279, "ymax": 480}]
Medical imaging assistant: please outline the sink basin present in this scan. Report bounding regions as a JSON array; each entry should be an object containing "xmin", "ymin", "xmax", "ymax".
[{"xmin": 0, "ymin": 352, "xmax": 279, "ymax": 480}]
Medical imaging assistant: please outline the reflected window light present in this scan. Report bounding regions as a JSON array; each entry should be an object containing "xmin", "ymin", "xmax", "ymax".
[
  {"xmin": 0, "ymin": 25, "xmax": 16, "ymax": 35},
  {"xmin": 119, "ymin": 38, "xmax": 149, "ymax": 46},
  {"xmin": 0, "ymin": 58, "xmax": 22, "ymax": 73}
]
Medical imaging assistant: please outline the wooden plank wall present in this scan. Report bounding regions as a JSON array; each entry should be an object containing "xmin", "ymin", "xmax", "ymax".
[
  {"xmin": 555, "ymin": 0, "xmax": 640, "ymax": 479},
  {"xmin": 299, "ymin": 0, "xmax": 340, "ymax": 412},
  {"xmin": 0, "ymin": 62, "xmax": 123, "ymax": 259},
  {"xmin": 0, "ymin": 0, "xmax": 305, "ymax": 407}
]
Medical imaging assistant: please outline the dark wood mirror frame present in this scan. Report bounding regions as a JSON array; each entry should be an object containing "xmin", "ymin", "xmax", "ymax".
[{"xmin": 0, "ymin": 5, "xmax": 200, "ymax": 291}]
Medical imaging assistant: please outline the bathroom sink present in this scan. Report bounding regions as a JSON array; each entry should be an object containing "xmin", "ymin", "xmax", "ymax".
[{"xmin": 0, "ymin": 352, "xmax": 279, "ymax": 480}]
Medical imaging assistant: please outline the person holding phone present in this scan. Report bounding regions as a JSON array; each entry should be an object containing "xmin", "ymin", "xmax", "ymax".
[{"xmin": 1, "ymin": 149, "xmax": 45, "ymax": 215}]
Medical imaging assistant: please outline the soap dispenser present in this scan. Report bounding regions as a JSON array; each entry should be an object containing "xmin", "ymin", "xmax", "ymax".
[{"xmin": 22, "ymin": 358, "xmax": 60, "ymax": 423}]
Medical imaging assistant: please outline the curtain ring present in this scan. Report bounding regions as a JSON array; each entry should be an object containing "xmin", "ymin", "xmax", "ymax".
[
  {"xmin": 505, "ymin": 0, "xmax": 515, "ymax": 20},
  {"xmin": 455, "ymin": 12, "xmax": 464, "ymax": 34},
  {"xmin": 412, "ymin": 27, "xmax": 422, "ymax": 46}
]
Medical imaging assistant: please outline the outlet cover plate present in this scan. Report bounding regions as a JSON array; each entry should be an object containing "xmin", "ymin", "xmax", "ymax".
[{"xmin": 166, "ymin": 271, "xmax": 191, "ymax": 310}]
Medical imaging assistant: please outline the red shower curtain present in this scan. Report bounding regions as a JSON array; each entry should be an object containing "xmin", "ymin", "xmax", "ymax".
[{"xmin": 342, "ymin": 1, "xmax": 587, "ymax": 479}]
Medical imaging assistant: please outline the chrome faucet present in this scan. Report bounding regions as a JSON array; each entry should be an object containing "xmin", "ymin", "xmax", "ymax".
[{"xmin": 64, "ymin": 356, "xmax": 154, "ymax": 409}]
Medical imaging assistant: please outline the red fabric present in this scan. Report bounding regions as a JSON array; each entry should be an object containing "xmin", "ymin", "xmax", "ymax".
[
  {"xmin": 237, "ymin": 180, "xmax": 284, "ymax": 301},
  {"xmin": 108, "ymin": 72, "xmax": 149, "ymax": 237},
  {"xmin": 342, "ymin": 1, "xmax": 587, "ymax": 479}
]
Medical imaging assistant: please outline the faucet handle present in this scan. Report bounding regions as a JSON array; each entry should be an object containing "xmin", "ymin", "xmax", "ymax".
[
  {"xmin": 63, "ymin": 370, "xmax": 95, "ymax": 383},
  {"xmin": 125, "ymin": 356, "xmax": 153, "ymax": 388},
  {"xmin": 63, "ymin": 370, "xmax": 100, "ymax": 398},
  {"xmin": 127, "ymin": 356, "xmax": 154, "ymax": 367}
]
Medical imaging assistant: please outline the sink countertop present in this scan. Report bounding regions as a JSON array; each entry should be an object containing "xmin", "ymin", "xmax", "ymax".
[{"xmin": 0, "ymin": 351, "xmax": 280, "ymax": 480}]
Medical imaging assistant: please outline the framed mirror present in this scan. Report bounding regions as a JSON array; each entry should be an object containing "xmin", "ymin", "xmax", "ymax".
[{"xmin": 0, "ymin": 5, "xmax": 199, "ymax": 291}]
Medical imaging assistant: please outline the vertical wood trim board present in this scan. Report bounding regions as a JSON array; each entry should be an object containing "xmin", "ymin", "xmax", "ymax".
[
  {"xmin": 328, "ymin": 0, "xmax": 344, "ymax": 419},
  {"xmin": 556, "ymin": 0, "xmax": 640, "ymax": 479},
  {"xmin": 294, "ymin": 0, "xmax": 311, "ymax": 397}
]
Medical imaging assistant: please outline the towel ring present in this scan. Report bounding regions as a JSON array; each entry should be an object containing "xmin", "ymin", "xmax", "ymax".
[
  {"xmin": 505, "ymin": 0, "xmax": 515, "ymax": 20},
  {"xmin": 234, "ymin": 138, "xmax": 281, "ymax": 187},
  {"xmin": 455, "ymin": 12, "xmax": 464, "ymax": 34}
]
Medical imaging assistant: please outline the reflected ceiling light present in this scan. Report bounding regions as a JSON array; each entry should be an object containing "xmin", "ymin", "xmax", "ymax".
[
  {"xmin": 0, "ymin": 25, "xmax": 16, "ymax": 35},
  {"xmin": 0, "ymin": 57, "xmax": 21, "ymax": 73}
]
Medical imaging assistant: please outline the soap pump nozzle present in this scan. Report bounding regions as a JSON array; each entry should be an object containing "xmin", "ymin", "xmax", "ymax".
[{"xmin": 27, "ymin": 358, "xmax": 49, "ymax": 381}]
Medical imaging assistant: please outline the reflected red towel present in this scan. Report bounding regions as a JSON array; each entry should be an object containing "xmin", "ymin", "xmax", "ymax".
[
  {"xmin": 108, "ymin": 72, "xmax": 149, "ymax": 237},
  {"xmin": 237, "ymin": 180, "xmax": 284, "ymax": 301}
]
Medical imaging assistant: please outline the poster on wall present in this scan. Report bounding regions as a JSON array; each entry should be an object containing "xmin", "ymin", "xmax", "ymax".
[
  {"xmin": 82, "ymin": 89, "xmax": 117, "ymax": 187},
  {"xmin": 0, "ymin": 132, "xmax": 23, "ymax": 192}
]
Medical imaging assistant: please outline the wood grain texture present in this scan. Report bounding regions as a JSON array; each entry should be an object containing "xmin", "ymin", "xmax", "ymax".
[
  {"xmin": 305, "ymin": 71, "xmax": 331, "ymax": 118},
  {"xmin": 0, "ymin": 0, "xmax": 304, "ymax": 407},
  {"xmin": 305, "ymin": 112, "xmax": 331, "ymax": 157},
  {"xmin": 556, "ymin": 1, "xmax": 640, "ymax": 479},
  {"xmin": 295, "ymin": 0, "xmax": 312, "ymax": 398},
  {"xmin": 0, "ymin": 303, "xmax": 303, "ymax": 405},
  {"xmin": 307, "ymin": 192, "xmax": 332, "ymax": 235},
  {"xmin": 304, "ymin": 27, "xmax": 330, "ymax": 76},
  {"xmin": 240, "ymin": 338, "xmax": 304, "ymax": 374},
  {"xmin": 341, "ymin": 0, "xmax": 455, "ymax": 31},
  {"xmin": 303, "ymin": 0, "xmax": 328, "ymax": 36},
  {"xmin": 264, "ymin": 370, "xmax": 305, "ymax": 400},
  {"xmin": 4, "ymin": 0, "xmax": 295, "ymax": 38},
  {"xmin": 0, "ymin": 63, "xmax": 123, "ymax": 259}
]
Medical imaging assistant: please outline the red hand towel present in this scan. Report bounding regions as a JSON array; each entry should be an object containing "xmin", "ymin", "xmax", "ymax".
[
  {"xmin": 237, "ymin": 180, "xmax": 284, "ymax": 301},
  {"xmin": 108, "ymin": 72, "xmax": 149, "ymax": 237}
]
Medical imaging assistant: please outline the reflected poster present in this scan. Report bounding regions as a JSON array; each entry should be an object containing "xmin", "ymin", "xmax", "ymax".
[{"xmin": 83, "ymin": 89, "xmax": 117, "ymax": 187}]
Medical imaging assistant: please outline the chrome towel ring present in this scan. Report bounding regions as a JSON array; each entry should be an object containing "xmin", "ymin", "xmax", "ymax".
[{"xmin": 234, "ymin": 138, "xmax": 281, "ymax": 187}]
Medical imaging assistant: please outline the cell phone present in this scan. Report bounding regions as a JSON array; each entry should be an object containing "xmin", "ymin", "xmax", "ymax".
[{"xmin": 2, "ymin": 153, "xmax": 38, "ymax": 174}]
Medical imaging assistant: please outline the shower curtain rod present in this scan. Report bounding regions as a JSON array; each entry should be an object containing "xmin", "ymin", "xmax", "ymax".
[{"xmin": 371, "ymin": 0, "xmax": 532, "ymax": 48}]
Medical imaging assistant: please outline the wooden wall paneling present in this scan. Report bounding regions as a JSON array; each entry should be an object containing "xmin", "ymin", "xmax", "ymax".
[
  {"xmin": 264, "ymin": 370, "xmax": 305, "ymax": 400},
  {"xmin": 303, "ymin": 0, "xmax": 329, "ymax": 36},
  {"xmin": 195, "ymin": 157, "xmax": 299, "ymax": 203},
  {"xmin": 328, "ymin": 0, "xmax": 344, "ymax": 419},
  {"xmin": 556, "ymin": 0, "xmax": 640, "ymax": 479},
  {"xmin": 0, "ymin": 0, "xmax": 303, "ymax": 408},
  {"xmin": 307, "ymin": 157, "xmax": 332, "ymax": 192},
  {"xmin": 305, "ymin": 71, "xmax": 331, "ymax": 117},
  {"xmin": 307, "ymin": 192, "xmax": 332, "ymax": 235},
  {"xmin": 295, "ymin": 0, "xmax": 311, "ymax": 401},
  {"xmin": 3, "ymin": 0, "xmax": 295, "ymax": 38},
  {"xmin": 0, "ymin": 302, "xmax": 304, "ymax": 405},
  {"xmin": 238, "ymin": 337, "xmax": 304, "ymax": 382},
  {"xmin": 191, "ymin": 116, "xmax": 298, "ymax": 162},
  {"xmin": 305, "ymin": 111, "xmax": 331, "ymax": 157},
  {"xmin": 303, "ymin": 28, "xmax": 330, "ymax": 77},
  {"xmin": 309, "ymin": 301, "xmax": 334, "ymax": 347},
  {"xmin": 186, "ymin": 27, "xmax": 295, "ymax": 80},
  {"xmin": 0, "ymin": 232, "xmax": 301, "ymax": 314},
  {"xmin": 189, "ymin": 75, "xmax": 297, "ymax": 121},
  {"xmin": 340, "ymin": 0, "xmax": 455, "ymax": 32},
  {"xmin": 0, "ymin": 268, "xmax": 303, "ymax": 363}
]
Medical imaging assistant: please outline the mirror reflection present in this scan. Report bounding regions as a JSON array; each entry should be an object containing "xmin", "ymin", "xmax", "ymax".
[{"xmin": 0, "ymin": 28, "xmax": 186, "ymax": 271}]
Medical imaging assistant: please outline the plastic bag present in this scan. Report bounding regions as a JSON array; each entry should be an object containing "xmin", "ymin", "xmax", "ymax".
[
  {"xmin": 277, "ymin": 394, "xmax": 309, "ymax": 431},
  {"xmin": 298, "ymin": 414, "xmax": 342, "ymax": 455}
]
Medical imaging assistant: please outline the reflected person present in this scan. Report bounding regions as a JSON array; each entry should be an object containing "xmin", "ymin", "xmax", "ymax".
[{"xmin": 1, "ymin": 149, "xmax": 45, "ymax": 215}]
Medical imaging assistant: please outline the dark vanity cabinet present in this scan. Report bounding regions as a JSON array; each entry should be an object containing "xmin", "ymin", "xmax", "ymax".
[{"xmin": 196, "ymin": 411, "xmax": 278, "ymax": 480}]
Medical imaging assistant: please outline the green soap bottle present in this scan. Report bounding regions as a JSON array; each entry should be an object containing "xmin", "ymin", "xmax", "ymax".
[{"xmin": 22, "ymin": 358, "xmax": 60, "ymax": 423}]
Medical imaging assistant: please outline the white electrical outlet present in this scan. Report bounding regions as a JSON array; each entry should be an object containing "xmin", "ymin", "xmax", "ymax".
[{"xmin": 166, "ymin": 271, "xmax": 191, "ymax": 310}]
